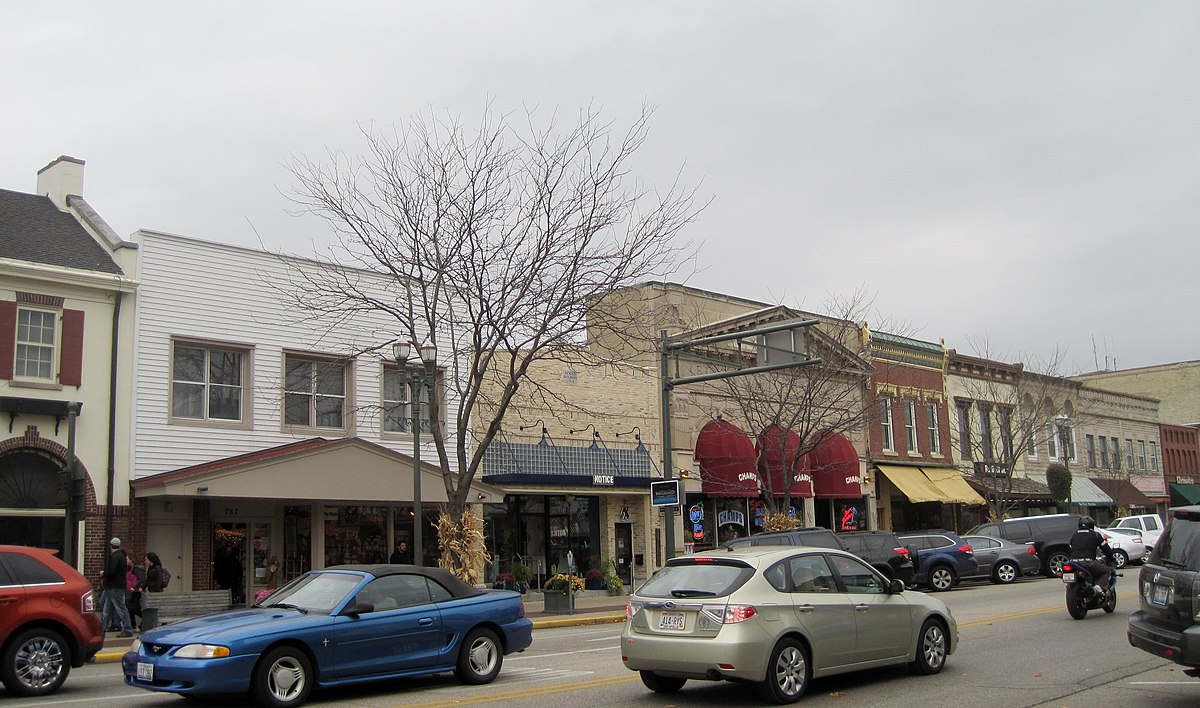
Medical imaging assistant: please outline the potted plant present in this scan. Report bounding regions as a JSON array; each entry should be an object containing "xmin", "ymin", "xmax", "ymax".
[
  {"xmin": 492, "ymin": 571, "xmax": 516, "ymax": 590},
  {"xmin": 584, "ymin": 567, "xmax": 605, "ymax": 590},
  {"xmin": 604, "ymin": 573, "xmax": 624, "ymax": 596},
  {"xmin": 510, "ymin": 561, "xmax": 531, "ymax": 594},
  {"xmin": 543, "ymin": 573, "xmax": 583, "ymax": 613}
]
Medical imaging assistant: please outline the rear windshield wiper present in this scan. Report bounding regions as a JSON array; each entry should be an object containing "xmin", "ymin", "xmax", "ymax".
[
  {"xmin": 671, "ymin": 589, "xmax": 718, "ymax": 597},
  {"xmin": 266, "ymin": 602, "xmax": 309, "ymax": 613}
]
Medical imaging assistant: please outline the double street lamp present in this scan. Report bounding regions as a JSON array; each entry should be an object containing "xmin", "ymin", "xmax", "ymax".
[{"xmin": 392, "ymin": 339, "xmax": 438, "ymax": 567}]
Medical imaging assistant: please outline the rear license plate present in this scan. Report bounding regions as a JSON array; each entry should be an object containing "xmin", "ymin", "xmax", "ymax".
[
  {"xmin": 658, "ymin": 611, "xmax": 686, "ymax": 630},
  {"xmin": 136, "ymin": 662, "xmax": 154, "ymax": 681},
  {"xmin": 1061, "ymin": 572, "xmax": 1074, "ymax": 583},
  {"xmin": 1152, "ymin": 585, "xmax": 1170, "ymax": 607}
]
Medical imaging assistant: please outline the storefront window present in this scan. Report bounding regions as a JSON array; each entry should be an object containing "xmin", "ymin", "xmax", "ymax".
[{"xmin": 325, "ymin": 505, "xmax": 388, "ymax": 566}]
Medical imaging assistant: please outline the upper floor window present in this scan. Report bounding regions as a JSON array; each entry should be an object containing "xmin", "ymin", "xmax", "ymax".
[
  {"xmin": 1110, "ymin": 437, "xmax": 1121, "ymax": 470},
  {"xmin": 904, "ymin": 401, "xmax": 918, "ymax": 453},
  {"xmin": 382, "ymin": 364, "xmax": 440, "ymax": 434},
  {"xmin": 1086, "ymin": 434, "xmax": 1097, "ymax": 468},
  {"xmin": 1126, "ymin": 439, "xmax": 1135, "ymax": 470},
  {"xmin": 978, "ymin": 407, "xmax": 994, "ymax": 461},
  {"xmin": 1138, "ymin": 440, "xmax": 1147, "ymax": 470},
  {"xmin": 997, "ymin": 408, "xmax": 1013, "ymax": 462},
  {"xmin": 1047, "ymin": 424, "xmax": 1059, "ymax": 460},
  {"xmin": 15, "ymin": 307, "xmax": 57, "ymax": 381},
  {"xmin": 1150, "ymin": 441, "xmax": 1160, "ymax": 472},
  {"xmin": 927, "ymin": 403, "xmax": 941, "ymax": 455},
  {"xmin": 284, "ymin": 355, "xmax": 348, "ymax": 430},
  {"xmin": 1026, "ymin": 421, "xmax": 1038, "ymax": 459},
  {"xmin": 880, "ymin": 397, "xmax": 894, "ymax": 452},
  {"xmin": 172, "ymin": 343, "xmax": 246, "ymax": 422},
  {"xmin": 957, "ymin": 403, "xmax": 972, "ymax": 460}
]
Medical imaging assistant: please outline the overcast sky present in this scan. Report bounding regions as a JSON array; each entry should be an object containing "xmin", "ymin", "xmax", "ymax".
[{"xmin": 4, "ymin": 2, "xmax": 1197, "ymax": 373}]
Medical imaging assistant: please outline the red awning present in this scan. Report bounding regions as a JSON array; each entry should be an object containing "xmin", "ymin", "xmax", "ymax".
[
  {"xmin": 807, "ymin": 433, "xmax": 863, "ymax": 499},
  {"xmin": 756, "ymin": 424, "xmax": 813, "ymax": 498},
  {"xmin": 695, "ymin": 419, "xmax": 759, "ymax": 497}
]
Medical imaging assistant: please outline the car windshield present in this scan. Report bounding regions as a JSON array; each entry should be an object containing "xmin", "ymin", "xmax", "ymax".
[
  {"xmin": 1152, "ymin": 517, "xmax": 1200, "ymax": 570},
  {"xmin": 638, "ymin": 562, "xmax": 753, "ymax": 598},
  {"xmin": 257, "ymin": 571, "xmax": 363, "ymax": 613}
]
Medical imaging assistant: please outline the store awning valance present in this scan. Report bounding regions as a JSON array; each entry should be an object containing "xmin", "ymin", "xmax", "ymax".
[
  {"xmin": 877, "ymin": 464, "xmax": 950, "ymax": 503},
  {"xmin": 1171, "ymin": 483, "xmax": 1200, "ymax": 506},
  {"xmin": 1090, "ymin": 477, "xmax": 1155, "ymax": 509},
  {"xmin": 808, "ymin": 433, "xmax": 863, "ymax": 499},
  {"xmin": 921, "ymin": 467, "xmax": 987, "ymax": 505},
  {"xmin": 695, "ymin": 419, "xmax": 759, "ymax": 497}
]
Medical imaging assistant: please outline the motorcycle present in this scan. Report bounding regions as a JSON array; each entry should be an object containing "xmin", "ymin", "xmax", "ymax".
[{"xmin": 1061, "ymin": 559, "xmax": 1118, "ymax": 620}]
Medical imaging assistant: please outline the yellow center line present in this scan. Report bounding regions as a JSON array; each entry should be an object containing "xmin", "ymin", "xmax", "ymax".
[{"xmin": 958, "ymin": 604, "xmax": 1062, "ymax": 628}]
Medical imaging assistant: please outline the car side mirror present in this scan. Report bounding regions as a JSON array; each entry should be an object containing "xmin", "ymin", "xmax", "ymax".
[
  {"xmin": 341, "ymin": 600, "xmax": 374, "ymax": 616},
  {"xmin": 888, "ymin": 578, "xmax": 905, "ymax": 594}
]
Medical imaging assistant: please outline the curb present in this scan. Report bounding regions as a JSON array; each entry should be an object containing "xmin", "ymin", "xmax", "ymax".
[{"xmin": 92, "ymin": 614, "xmax": 627, "ymax": 664}]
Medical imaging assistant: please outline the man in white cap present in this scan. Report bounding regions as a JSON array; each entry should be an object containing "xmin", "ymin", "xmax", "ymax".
[{"xmin": 101, "ymin": 537, "xmax": 135, "ymax": 636}]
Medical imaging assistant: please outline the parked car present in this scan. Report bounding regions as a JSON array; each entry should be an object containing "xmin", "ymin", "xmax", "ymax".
[
  {"xmin": 622, "ymin": 546, "xmax": 957, "ymax": 703},
  {"xmin": 837, "ymin": 530, "xmax": 918, "ymax": 586},
  {"xmin": 722, "ymin": 527, "xmax": 845, "ymax": 551},
  {"xmin": 1110, "ymin": 513, "xmax": 1164, "ymax": 547},
  {"xmin": 1128, "ymin": 506, "xmax": 1200, "ymax": 672},
  {"xmin": 1102, "ymin": 526, "xmax": 1151, "ymax": 563},
  {"xmin": 897, "ymin": 531, "xmax": 979, "ymax": 592},
  {"xmin": 960, "ymin": 535, "xmax": 1040, "ymax": 584},
  {"xmin": 1097, "ymin": 527, "xmax": 1145, "ymax": 568},
  {"xmin": 0, "ymin": 545, "xmax": 104, "ymax": 697},
  {"xmin": 967, "ymin": 513, "xmax": 1083, "ymax": 576},
  {"xmin": 122, "ymin": 565, "xmax": 533, "ymax": 707}
]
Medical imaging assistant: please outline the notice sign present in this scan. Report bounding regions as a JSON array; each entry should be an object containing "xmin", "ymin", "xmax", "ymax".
[{"xmin": 651, "ymin": 479, "xmax": 681, "ymax": 507}]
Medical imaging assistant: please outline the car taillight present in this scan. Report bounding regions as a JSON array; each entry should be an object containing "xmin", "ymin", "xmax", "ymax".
[
  {"xmin": 959, "ymin": 545, "xmax": 973, "ymax": 554},
  {"xmin": 519, "ymin": 599, "xmax": 526, "ymax": 618},
  {"xmin": 82, "ymin": 589, "xmax": 97, "ymax": 613},
  {"xmin": 894, "ymin": 547, "xmax": 910, "ymax": 558},
  {"xmin": 1062, "ymin": 563, "xmax": 1074, "ymax": 574},
  {"xmin": 723, "ymin": 605, "xmax": 757, "ymax": 623},
  {"xmin": 1026, "ymin": 545, "xmax": 1038, "ymax": 555},
  {"xmin": 626, "ymin": 602, "xmax": 633, "ymax": 621}
]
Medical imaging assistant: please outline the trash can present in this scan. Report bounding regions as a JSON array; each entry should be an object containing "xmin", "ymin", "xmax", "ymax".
[{"xmin": 141, "ymin": 607, "xmax": 159, "ymax": 631}]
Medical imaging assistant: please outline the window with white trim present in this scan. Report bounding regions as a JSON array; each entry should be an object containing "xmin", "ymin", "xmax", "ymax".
[
  {"xmin": 1150, "ymin": 441, "xmax": 1159, "ymax": 472},
  {"xmin": 927, "ymin": 403, "xmax": 941, "ymax": 455},
  {"xmin": 382, "ymin": 364, "xmax": 440, "ymax": 434},
  {"xmin": 1138, "ymin": 440, "xmax": 1147, "ymax": 470},
  {"xmin": 171, "ymin": 343, "xmax": 246, "ymax": 422},
  {"xmin": 284, "ymin": 355, "xmax": 348, "ymax": 429},
  {"xmin": 1086, "ymin": 434, "xmax": 1096, "ymax": 468},
  {"xmin": 978, "ymin": 407, "xmax": 994, "ymax": 461},
  {"xmin": 1026, "ymin": 421, "xmax": 1038, "ymax": 459},
  {"xmin": 997, "ymin": 408, "xmax": 1013, "ymax": 462},
  {"xmin": 905, "ymin": 401, "xmax": 918, "ymax": 453},
  {"xmin": 15, "ymin": 306, "xmax": 57, "ymax": 381},
  {"xmin": 880, "ymin": 397, "xmax": 894, "ymax": 452},
  {"xmin": 1047, "ymin": 424, "xmax": 1059, "ymax": 460},
  {"xmin": 1110, "ymin": 437, "xmax": 1121, "ymax": 470},
  {"xmin": 1099, "ymin": 435, "xmax": 1109, "ymax": 469}
]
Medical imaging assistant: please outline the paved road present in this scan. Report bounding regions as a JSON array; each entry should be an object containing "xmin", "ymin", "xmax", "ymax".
[{"xmin": 9, "ymin": 573, "xmax": 1200, "ymax": 707}]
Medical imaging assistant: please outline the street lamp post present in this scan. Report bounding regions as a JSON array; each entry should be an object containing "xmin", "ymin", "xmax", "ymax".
[
  {"xmin": 393, "ymin": 339, "xmax": 438, "ymax": 567},
  {"xmin": 1057, "ymin": 414, "xmax": 1073, "ymax": 514}
]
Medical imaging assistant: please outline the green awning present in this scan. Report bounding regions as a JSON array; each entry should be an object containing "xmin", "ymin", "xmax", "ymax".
[{"xmin": 1170, "ymin": 483, "xmax": 1200, "ymax": 506}]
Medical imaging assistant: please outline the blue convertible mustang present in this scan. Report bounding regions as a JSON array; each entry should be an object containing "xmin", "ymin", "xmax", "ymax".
[{"xmin": 122, "ymin": 565, "xmax": 533, "ymax": 707}]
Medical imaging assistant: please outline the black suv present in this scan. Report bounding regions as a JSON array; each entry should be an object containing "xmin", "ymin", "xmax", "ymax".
[
  {"xmin": 837, "ymin": 530, "xmax": 917, "ymax": 586},
  {"xmin": 1128, "ymin": 506, "xmax": 1200, "ymax": 673},
  {"xmin": 967, "ymin": 513, "xmax": 1082, "ymax": 577},
  {"xmin": 722, "ymin": 527, "xmax": 844, "ymax": 551}
]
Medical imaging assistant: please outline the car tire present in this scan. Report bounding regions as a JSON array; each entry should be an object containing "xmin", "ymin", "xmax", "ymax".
[
  {"xmin": 992, "ymin": 561, "xmax": 1018, "ymax": 585},
  {"xmin": 455, "ymin": 628, "xmax": 503, "ymax": 685},
  {"xmin": 252, "ymin": 646, "xmax": 313, "ymax": 707},
  {"xmin": 909, "ymin": 618, "xmax": 948, "ymax": 675},
  {"xmin": 1111, "ymin": 550, "xmax": 1128, "ymax": 569},
  {"xmin": 927, "ymin": 565, "xmax": 956, "ymax": 592},
  {"xmin": 1044, "ymin": 550, "xmax": 1069, "ymax": 577},
  {"xmin": 640, "ymin": 671, "xmax": 686, "ymax": 693},
  {"xmin": 1, "ymin": 627, "xmax": 71, "ymax": 697},
  {"xmin": 757, "ymin": 637, "xmax": 810, "ymax": 704}
]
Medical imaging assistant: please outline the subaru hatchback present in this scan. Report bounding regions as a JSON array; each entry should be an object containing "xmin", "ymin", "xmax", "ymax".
[{"xmin": 621, "ymin": 546, "xmax": 957, "ymax": 704}]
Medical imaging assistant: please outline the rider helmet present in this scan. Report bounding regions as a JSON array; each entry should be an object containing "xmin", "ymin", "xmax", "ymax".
[{"xmin": 1079, "ymin": 516, "xmax": 1096, "ymax": 530}]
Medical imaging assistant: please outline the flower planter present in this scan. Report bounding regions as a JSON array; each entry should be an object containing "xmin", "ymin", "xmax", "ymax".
[
  {"xmin": 542, "ymin": 589, "xmax": 575, "ymax": 614},
  {"xmin": 584, "ymin": 577, "xmax": 605, "ymax": 591}
]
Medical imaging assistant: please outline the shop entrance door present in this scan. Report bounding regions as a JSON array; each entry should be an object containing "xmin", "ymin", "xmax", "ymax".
[
  {"xmin": 615, "ymin": 522, "xmax": 633, "ymax": 585},
  {"xmin": 215, "ymin": 521, "xmax": 273, "ymax": 604}
]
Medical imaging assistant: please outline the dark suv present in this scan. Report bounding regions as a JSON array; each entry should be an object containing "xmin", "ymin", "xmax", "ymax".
[
  {"xmin": 722, "ymin": 527, "xmax": 845, "ymax": 551},
  {"xmin": 1128, "ymin": 506, "xmax": 1200, "ymax": 673},
  {"xmin": 0, "ymin": 545, "xmax": 104, "ymax": 696},
  {"xmin": 898, "ymin": 531, "xmax": 979, "ymax": 592},
  {"xmin": 837, "ymin": 530, "xmax": 918, "ymax": 586},
  {"xmin": 967, "ymin": 513, "xmax": 1082, "ymax": 577}
]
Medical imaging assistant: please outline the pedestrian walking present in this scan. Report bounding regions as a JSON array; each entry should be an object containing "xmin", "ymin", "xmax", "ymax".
[{"xmin": 101, "ymin": 537, "xmax": 135, "ymax": 637}]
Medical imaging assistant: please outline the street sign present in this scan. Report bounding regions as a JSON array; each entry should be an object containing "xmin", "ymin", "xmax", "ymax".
[{"xmin": 651, "ymin": 479, "xmax": 681, "ymax": 507}]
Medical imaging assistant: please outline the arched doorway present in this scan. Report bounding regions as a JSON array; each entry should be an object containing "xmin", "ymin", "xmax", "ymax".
[{"xmin": 0, "ymin": 448, "xmax": 68, "ymax": 553}]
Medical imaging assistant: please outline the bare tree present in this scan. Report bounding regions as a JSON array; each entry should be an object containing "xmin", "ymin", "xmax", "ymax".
[
  {"xmin": 946, "ymin": 342, "xmax": 1092, "ymax": 521},
  {"xmin": 275, "ymin": 104, "xmax": 704, "ymax": 569}
]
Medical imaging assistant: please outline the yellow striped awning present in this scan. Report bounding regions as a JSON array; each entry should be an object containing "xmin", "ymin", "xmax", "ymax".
[
  {"xmin": 920, "ymin": 467, "xmax": 986, "ymax": 506},
  {"xmin": 876, "ymin": 464, "xmax": 951, "ymax": 503}
]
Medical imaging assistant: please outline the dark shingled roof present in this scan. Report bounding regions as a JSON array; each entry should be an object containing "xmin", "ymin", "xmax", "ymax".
[{"xmin": 0, "ymin": 188, "xmax": 123, "ymax": 275}]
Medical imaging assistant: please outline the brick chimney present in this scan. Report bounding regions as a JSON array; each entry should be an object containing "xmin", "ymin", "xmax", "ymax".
[{"xmin": 36, "ymin": 155, "xmax": 85, "ymax": 210}]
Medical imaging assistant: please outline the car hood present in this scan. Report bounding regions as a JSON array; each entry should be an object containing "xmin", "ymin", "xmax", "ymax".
[{"xmin": 140, "ymin": 607, "xmax": 322, "ymax": 644}]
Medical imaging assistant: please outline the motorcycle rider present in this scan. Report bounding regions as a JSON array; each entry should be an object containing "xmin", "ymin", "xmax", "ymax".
[{"xmin": 1068, "ymin": 516, "xmax": 1116, "ymax": 595}]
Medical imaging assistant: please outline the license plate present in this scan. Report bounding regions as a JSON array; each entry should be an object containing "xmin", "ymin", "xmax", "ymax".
[
  {"xmin": 1152, "ymin": 585, "xmax": 1170, "ymax": 607},
  {"xmin": 658, "ymin": 611, "xmax": 686, "ymax": 630},
  {"xmin": 1061, "ymin": 572, "xmax": 1075, "ymax": 583},
  {"xmin": 136, "ymin": 662, "xmax": 154, "ymax": 681}
]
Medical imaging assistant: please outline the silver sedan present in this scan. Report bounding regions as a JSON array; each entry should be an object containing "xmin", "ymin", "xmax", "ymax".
[
  {"xmin": 621, "ymin": 546, "xmax": 958, "ymax": 704},
  {"xmin": 961, "ymin": 534, "xmax": 1042, "ymax": 583}
]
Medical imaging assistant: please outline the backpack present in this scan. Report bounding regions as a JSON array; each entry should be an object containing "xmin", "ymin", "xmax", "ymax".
[{"xmin": 161, "ymin": 566, "xmax": 171, "ymax": 589}]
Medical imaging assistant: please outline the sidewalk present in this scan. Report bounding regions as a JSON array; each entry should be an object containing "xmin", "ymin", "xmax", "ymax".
[{"xmin": 94, "ymin": 591, "xmax": 628, "ymax": 664}]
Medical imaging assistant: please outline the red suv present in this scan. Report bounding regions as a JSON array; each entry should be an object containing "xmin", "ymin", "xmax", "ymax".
[{"xmin": 0, "ymin": 545, "xmax": 104, "ymax": 696}]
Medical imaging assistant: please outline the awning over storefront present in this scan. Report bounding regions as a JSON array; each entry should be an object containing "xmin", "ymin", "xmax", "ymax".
[
  {"xmin": 876, "ymin": 464, "xmax": 985, "ymax": 505},
  {"xmin": 1090, "ymin": 477, "xmax": 1155, "ymax": 509},
  {"xmin": 1031, "ymin": 474, "xmax": 1113, "ymax": 505},
  {"xmin": 966, "ymin": 473, "xmax": 1053, "ymax": 502},
  {"xmin": 1171, "ymin": 483, "xmax": 1200, "ymax": 506},
  {"xmin": 808, "ymin": 433, "xmax": 863, "ymax": 499},
  {"xmin": 756, "ymin": 424, "xmax": 813, "ymax": 498},
  {"xmin": 695, "ymin": 419, "xmax": 759, "ymax": 497}
]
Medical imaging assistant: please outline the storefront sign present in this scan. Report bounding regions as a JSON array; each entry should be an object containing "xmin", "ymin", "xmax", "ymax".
[
  {"xmin": 717, "ymin": 509, "xmax": 746, "ymax": 528},
  {"xmin": 839, "ymin": 504, "xmax": 861, "ymax": 531},
  {"xmin": 592, "ymin": 474, "xmax": 615, "ymax": 486},
  {"xmin": 689, "ymin": 503, "xmax": 706, "ymax": 540}
]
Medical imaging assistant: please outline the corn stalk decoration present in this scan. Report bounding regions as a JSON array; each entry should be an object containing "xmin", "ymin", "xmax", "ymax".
[{"xmin": 436, "ymin": 507, "xmax": 490, "ymax": 584}]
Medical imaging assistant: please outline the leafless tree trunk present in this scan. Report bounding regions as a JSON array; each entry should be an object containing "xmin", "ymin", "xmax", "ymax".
[{"xmin": 275, "ymin": 104, "xmax": 704, "ymax": 568}]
